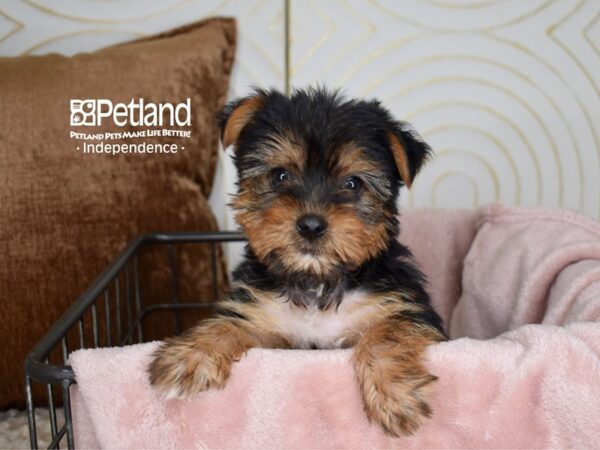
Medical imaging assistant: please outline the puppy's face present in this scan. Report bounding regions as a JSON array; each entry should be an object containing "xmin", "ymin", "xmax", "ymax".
[{"xmin": 221, "ymin": 89, "xmax": 431, "ymax": 278}]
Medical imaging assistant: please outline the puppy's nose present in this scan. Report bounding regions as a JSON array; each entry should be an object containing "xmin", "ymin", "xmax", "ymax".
[{"xmin": 296, "ymin": 214, "xmax": 327, "ymax": 241}]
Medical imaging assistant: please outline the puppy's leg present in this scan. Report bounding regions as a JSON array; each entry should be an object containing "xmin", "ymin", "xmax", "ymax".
[
  {"xmin": 353, "ymin": 316, "xmax": 444, "ymax": 437},
  {"xmin": 148, "ymin": 305, "xmax": 286, "ymax": 398}
]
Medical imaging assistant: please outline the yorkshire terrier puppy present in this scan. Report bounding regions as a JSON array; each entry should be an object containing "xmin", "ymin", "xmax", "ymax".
[{"xmin": 148, "ymin": 87, "xmax": 446, "ymax": 437}]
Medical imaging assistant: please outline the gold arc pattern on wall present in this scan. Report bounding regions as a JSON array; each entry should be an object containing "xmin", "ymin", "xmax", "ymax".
[
  {"xmin": 0, "ymin": 10, "xmax": 24, "ymax": 44},
  {"xmin": 22, "ymin": 0, "xmax": 196, "ymax": 24},
  {"xmin": 407, "ymin": 102, "xmax": 544, "ymax": 204},
  {"xmin": 290, "ymin": 0, "xmax": 598, "ymax": 216},
  {"xmin": 431, "ymin": 171, "xmax": 479, "ymax": 208},
  {"xmin": 386, "ymin": 76, "xmax": 566, "ymax": 207},
  {"xmin": 421, "ymin": 124, "xmax": 521, "ymax": 203},
  {"xmin": 322, "ymin": 40, "xmax": 586, "ymax": 211}
]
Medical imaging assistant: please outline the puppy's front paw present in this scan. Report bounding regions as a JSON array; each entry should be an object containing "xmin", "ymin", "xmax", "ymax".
[
  {"xmin": 148, "ymin": 337, "xmax": 230, "ymax": 399},
  {"xmin": 361, "ymin": 368, "xmax": 437, "ymax": 437}
]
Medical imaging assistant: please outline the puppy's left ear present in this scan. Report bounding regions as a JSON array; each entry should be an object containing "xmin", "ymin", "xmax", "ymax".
[
  {"xmin": 386, "ymin": 125, "xmax": 432, "ymax": 189},
  {"xmin": 219, "ymin": 93, "xmax": 266, "ymax": 150}
]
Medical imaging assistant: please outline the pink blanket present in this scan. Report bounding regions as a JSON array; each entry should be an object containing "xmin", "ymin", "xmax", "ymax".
[{"xmin": 70, "ymin": 204, "xmax": 600, "ymax": 449}]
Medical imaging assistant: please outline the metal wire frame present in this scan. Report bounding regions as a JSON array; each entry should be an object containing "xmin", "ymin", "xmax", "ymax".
[{"xmin": 24, "ymin": 232, "xmax": 245, "ymax": 449}]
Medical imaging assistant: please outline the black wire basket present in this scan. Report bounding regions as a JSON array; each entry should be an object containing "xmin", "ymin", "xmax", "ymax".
[{"xmin": 24, "ymin": 232, "xmax": 245, "ymax": 449}]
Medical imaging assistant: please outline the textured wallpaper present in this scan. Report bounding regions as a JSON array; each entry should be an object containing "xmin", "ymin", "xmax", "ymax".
[{"xmin": 1, "ymin": 0, "xmax": 599, "ymax": 222}]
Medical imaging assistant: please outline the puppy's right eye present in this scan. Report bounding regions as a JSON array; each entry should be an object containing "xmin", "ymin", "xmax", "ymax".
[{"xmin": 271, "ymin": 168, "xmax": 290, "ymax": 186}]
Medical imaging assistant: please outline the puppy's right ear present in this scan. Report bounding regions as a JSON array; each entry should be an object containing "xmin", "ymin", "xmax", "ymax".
[
  {"xmin": 386, "ymin": 125, "xmax": 432, "ymax": 189},
  {"xmin": 219, "ymin": 94, "xmax": 266, "ymax": 150}
]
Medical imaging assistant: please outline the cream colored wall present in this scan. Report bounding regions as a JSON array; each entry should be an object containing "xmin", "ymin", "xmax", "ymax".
[
  {"xmin": 1, "ymin": 0, "xmax": 599, "ymax": 230},
  {"xmin": 291, "ymin": 0, "xmax": 600, "ymax": 219}
]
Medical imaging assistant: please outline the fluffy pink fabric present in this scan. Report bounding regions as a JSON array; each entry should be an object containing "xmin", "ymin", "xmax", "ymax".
[{"xmin": 70, "ymin": 204, "xmax": 600, "ymax": 449}]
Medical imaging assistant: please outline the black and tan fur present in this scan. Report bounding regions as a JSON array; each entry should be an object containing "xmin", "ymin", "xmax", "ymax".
[{"xmin": 148, "ymin": 87, "xmax": 446, "ymax": 437}]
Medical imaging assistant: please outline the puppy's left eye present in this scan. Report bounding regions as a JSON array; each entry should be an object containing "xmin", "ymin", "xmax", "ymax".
[
  {"xmin": 342, "ymin": 176, "xmax": 362, "ymax": 191},
  {"xmin": 271, "ymin": 168, "xmax": 290, "ymax": 186}
]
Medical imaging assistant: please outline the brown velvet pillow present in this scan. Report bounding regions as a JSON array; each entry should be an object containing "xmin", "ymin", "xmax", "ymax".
[{"xmin": 0, "ymin": 18, "xmax": 235, "ymax": 407}]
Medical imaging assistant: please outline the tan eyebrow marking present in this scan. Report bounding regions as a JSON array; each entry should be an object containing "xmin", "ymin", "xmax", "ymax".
[
  {"xmin": 332, "ymin": 143, "xmax": 381, "ymax": 178},
  {"xmin": 261, "ymin": 132, "xmax": 305, "ymax": 172}
]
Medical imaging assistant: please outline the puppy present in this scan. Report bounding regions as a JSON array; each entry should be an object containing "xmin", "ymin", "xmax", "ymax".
[{"xmin": 148, "ymin": 88, "xmax": 446, "ymax": 437}]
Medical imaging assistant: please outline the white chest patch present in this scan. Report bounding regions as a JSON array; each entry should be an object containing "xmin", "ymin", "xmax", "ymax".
[{"xmin": 262, "ymin": 289, "xmax": 376, "ymax": 349}]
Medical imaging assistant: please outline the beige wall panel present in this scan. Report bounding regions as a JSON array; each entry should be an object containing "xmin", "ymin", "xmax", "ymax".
[{"xmin": 291, "ymin": 0, "xmax": 600, "ymax": 218}]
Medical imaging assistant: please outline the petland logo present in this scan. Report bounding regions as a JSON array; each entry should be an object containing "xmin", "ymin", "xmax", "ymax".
[{"xmin": 70, "ymin": 98, "xmax": 191, "ymax": 127}]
